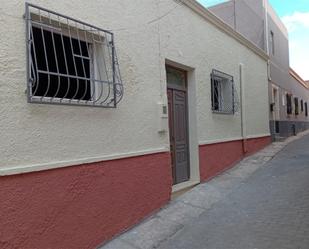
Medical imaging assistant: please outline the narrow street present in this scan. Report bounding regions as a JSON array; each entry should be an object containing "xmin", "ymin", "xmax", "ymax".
[
  {"xmin": 158, "ymin": 134, "xmax": 309, "ymax": 249},
  {"xmin": 102, "ymin": 133, "xmax": 309, "ymax": 249}
]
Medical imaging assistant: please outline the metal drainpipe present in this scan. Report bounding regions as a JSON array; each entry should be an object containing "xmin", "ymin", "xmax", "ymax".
[
  {"xmin": 233, "ymin": 0, "xmax": 236, "ymax": 30},
  {"xmin": 263, "ymin": 0, "xmax": 275, "ymax": 138},
  {"xmin": 263, "ymin": 0, "xmax": 270, "ymax": 55},
  {"xmin": 263, "ymin": 0, "xmax": 271, "ymax": 82},
  {"xmin": 240, "ymin": 63, "xmax": 247, "ymax": 153}
]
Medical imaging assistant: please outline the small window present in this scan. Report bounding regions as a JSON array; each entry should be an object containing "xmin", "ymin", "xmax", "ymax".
[
  {"xmin": 166, "ymin": 66, "xmax": 186, "ymax": 90},
  {"xmin": 211, "ymin": 69, "xmax": 236, "ymax": 114},
  {"xmin": 270, "ymin": 31, "xmax": 275, "ymax": 55},
  {"xmin": 305, "ymin": 102, "xmax": 308, "ymax": 117},
  {"xmin": 294, "ymin": 97, "xmax": 299, "ymax": 115},
  {"xmin": 286, "ymin": 94, "xmax": 292, "ymax": 115},
  {"xmin": 301, "ymin": 99, "xmax": 304, "ymax": 112},
  {"xmin": 26, "ymin": 4, "xmax": 123, "ymax": 107},
  {"xmin": 282, "ymin": 93, "xmax": 286, "ymax": 106}
]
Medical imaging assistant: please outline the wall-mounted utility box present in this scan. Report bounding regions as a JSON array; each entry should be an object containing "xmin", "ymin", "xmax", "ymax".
[{"xmin": 158, "ymin": 102, "xmax": 168, "ymax": 133}]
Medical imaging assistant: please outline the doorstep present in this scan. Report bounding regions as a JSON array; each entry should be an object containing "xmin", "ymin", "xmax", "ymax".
[{"xmin": 172, "ymin": 180, "xmax": 200, "ymax": 199}]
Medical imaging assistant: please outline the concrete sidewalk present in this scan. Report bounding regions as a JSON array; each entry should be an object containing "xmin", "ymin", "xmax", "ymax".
[{"xmin": 99, "ymin": 131, "xmax": 309, "ymax": 249}]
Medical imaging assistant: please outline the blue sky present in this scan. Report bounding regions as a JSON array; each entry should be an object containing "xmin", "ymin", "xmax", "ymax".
[{"xmin": 198, "ymin": 0, "xmax": 309, "ymax": 80}]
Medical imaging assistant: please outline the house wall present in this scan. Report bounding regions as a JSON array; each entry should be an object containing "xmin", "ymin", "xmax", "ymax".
[
  {"xmin": 210, "ymin": 0, "xmax": 309, "ymax": 138},
  {"xmin": 159, "ymin": 0, "xmax": 269, "ymax": 143},
  {"xmin": 272, "ymin": 73, "xmax": 309, "ymax": 137},
  {"xmin": 264, "ymin": 4, "xmax": 309, "ymax": 137},
  {"xmin": 0, "ymin": 152, "xmax": 172, "ymax": 249},
  {"xmin": 209, "ymin": 0, "xmax": 265, "ymax": 50},
  {"xmin": 0, "ymin": 0, "xmax": 270, "ymax": 248},
  {"xmin": 287, "ymin": 75, "xmax": 309, "ymax": 121},
  {"xmin": 0, "ymin": 0, "xmax": 168, "ymax": 173}
]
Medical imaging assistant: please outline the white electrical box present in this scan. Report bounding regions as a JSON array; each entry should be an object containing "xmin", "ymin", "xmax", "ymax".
[{"xmin": 158, "ymin": 102, "xmax": 168, "ymax": 133}]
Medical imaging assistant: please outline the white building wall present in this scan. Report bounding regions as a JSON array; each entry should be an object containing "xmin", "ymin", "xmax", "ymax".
[
  {"xmin": 0, "ymin": 0, "xmax": 269, "ymax": 174},
  {"xmin": 158, "ymin": 0, "xmax": 269, "ymax": 142},
  {"xmin": 0, "ymin": 0, "xmax": 167, "ymax": 173}
]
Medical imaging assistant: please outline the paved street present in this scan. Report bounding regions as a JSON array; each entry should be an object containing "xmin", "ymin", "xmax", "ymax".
[
  {"xmin": 101, "ymin": 132, "xmax": 309, "ymax": 249},
  {"xmin": 159, "ymin": 134, "xmax": 309, "ymax": 249}
]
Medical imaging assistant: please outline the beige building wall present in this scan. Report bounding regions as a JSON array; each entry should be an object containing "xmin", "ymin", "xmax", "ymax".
[
  {"xmin": 158, "ymin": 0, "xmax": 269, "ymax": 142},
  {"xmin": 0, "ymin": 0, "xmax": 269, "ymax": 175}
]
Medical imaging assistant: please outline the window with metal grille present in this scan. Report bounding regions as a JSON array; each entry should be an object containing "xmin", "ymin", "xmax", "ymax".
[
  {"xmin": 294, "ymin": 97, "xmax": 299, "ymax": 115},
  {"xmin": 301, "ymin": 99, "xmax": 304, "ymax": 112},
  {"xmin": 286, "ymin": 94, "xmax": 292, "ymax": 115},
  {"xmin": 305, "ymin": 102, "xmax": 308, "ymax": 117},
  {"xmin": 270, "ymin": 31, "xmax": 275, "ymax": 55},
  {"xmin": 26, "ymin": 3, "xmax": 123, "ymax": 107},
  {"xmin": 211, "ymin": 69, "xmax": 237, "ymax": 114}
]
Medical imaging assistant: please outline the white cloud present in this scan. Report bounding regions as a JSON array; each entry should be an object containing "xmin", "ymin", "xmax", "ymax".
[
  {"xmin": 282, "ymin": 12, "xmax": 309, "ymax": 80},
  {"xmin": 282, "ymin": 12, "xmax": 309, "ymax": 32}
]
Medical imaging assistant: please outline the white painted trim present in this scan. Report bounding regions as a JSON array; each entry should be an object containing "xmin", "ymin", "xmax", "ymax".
[
  {"xmin": 199, "ymin": 134, "xmax": 271, "ymax": 146},
  {"xmin": 186, "ymin": 68, "xmax": 201, "ymax": 184},
  {"xmin": 0, "ymin": 147, "xmax": 169, "ymax": 176},
  {"xmin": 246, "ymin": 134, "xmax": 271, "ymax": 139},
  {"xmin": 199, "ymin": 137, "xmax": 243, "ymax": 146},
  {"xmin": 240, "ymin": 63, "xmax": 247, "ymax": 139}
]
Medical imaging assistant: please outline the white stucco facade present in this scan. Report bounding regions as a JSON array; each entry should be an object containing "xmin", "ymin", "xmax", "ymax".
[{"xmin": 0, "ymin": 0, "xmax": 270, "ymax": 175}]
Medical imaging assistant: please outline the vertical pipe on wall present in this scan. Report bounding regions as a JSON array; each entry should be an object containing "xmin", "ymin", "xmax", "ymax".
[
  {"xmin": 263, "ymin": 0, "xmax": 270, "ymax": 55},
  {"xmin": 156, "ymin": 0, "xmax": 166, "ymax": 104},
  {"xmin": 263, "ymin": 0, "xmax": 271, "ymax": 81},
  {"xmin": 240, "ymin": 63, "xmax": 247, "ymax": 153},
  {"xmin": 263, "ymin": 0, "xmax": 272, "ymax": 138},
  {"xmin": 233, "ymin": 0, "xmax": 236, "ymax": 30}
]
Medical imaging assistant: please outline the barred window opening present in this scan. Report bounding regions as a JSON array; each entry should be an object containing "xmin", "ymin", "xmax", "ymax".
[
  {"xmin": 31, "ymin": 27, "xmax": 92, "ymax": 101},
  {"xmin": 211, "ymin": 69, "xmax": 238, "ymax": 115},
  {"xmin": 26, "ymin": 3, "xmax": 123, "ymax": 108},
  {"xmin": 286, "ymin": 94, "xmax": 292, "ymax": 115},
  {"xmin": 294, "ymin": 97, "xmax": 299, "ymax": 115}
]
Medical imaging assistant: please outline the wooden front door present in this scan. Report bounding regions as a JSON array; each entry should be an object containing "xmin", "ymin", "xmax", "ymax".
[{"xmin": 166, "ymin": 66, "xmax": 190, "ymax": 185}]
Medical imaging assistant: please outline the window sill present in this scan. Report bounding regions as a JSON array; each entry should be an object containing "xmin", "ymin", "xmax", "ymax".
[{"xmin": 212, "ymin": 110, "xmax": 235, "ymax": 115}]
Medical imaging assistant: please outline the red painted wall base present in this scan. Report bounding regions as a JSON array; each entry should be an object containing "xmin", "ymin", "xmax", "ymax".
[
  {"xmin": 0, "ymin": 136, "xmax": 270, "ymax": 248},
  {"xmin": 245, "ymin": 136, "xmax": 272, "ymax": 156},
  {"xmin": 0, "ymin": 152, "xmax": 172, "ymax": 249},
  {"xmin": 199, "ymin": 136, "xmax": 271, "ymax": 182}
]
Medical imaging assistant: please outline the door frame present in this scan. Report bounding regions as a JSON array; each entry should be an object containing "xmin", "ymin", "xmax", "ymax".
[
  {"xmin": 166, "ymin": 66, "xmax": 190, "ymax": 185},
  {"xmin": 165, "ymin": 62, "xmax": 200, "ymax": 189}
]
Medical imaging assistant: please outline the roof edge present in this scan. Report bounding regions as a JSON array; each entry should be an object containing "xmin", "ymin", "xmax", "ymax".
[
  {"xmin": 182, "ymin": 0, "xmax": 269, "ymax": 61},
  {"xmin": 290, "ymin": 68, "xmax": 309, "ymax": 89}
]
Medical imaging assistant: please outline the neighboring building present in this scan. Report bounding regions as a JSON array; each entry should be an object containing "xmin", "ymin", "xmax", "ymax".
[
  {"xmin": 0, "ymin": 0, "xmax": 270, "ymax": 248},
  {"xmin": 284, "ymin": 69, "xmax": 309, "ymax": 136},
  {"xmin": 209, "ymin": 0, "xmax": 309, "ymax": 139}
]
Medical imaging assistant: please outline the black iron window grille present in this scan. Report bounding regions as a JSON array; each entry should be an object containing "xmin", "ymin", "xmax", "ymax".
[
  {"xmin": 26, "ymin": 3, "xmax": 123, "ymax": 108},
  {"xmin": 211, "ymin": 69, "xmax": 239, "ymax": 114},
  {"xmin": 301, "ymin": 99, "xmax": 304, "ymax": 112},
  {"xmin": 286, "ymin": 94, "xmax": 292, "ymax": 115},
  {"xmin": 294, "ymin": 97, "xmax": 299, "ymax": 115},
  {"xmin": 305, "ymin": 102, "xmax": 308, "ymax": 117}
]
